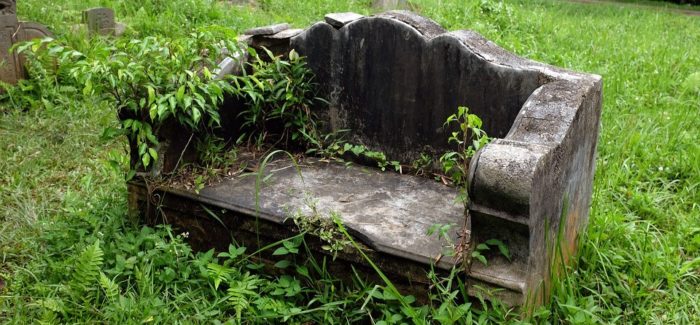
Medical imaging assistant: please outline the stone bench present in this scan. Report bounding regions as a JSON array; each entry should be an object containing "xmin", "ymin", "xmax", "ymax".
[{"xmin": 128, "ymin": 11, "xmax": 602, "ymax": 308}]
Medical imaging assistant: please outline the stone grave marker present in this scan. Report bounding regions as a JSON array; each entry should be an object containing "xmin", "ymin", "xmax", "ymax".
[
  {"xmin": 0, "ymin": 14, "xmax": 20, "ymax": 85},
  {"xmin": 131, "ymin": 10, "xmax": 602, "ymax": 308},
  {"xmin": 0, "ymin": 2, "xmax": 52, "ymax": 86},
  {"xmin": 83, "ymin": 7, "xmax": 115, "ymax": 35}
]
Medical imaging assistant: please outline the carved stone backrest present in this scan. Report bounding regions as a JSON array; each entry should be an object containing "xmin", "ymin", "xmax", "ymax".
[{"xmin": 291, "ymin": 11, "xmax": 544, "ymax": 162}]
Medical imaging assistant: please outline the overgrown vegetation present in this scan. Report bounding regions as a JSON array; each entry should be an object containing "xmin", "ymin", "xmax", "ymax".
[
  {"xmin": 232, "ymin": 48, "xmax": 322, "ymax": 150},
  {"xmin": 2, "ymin": 0, "xmax": 699, "ymax": 323},
  {"xmin": 9, "ymin": 32, "xmax": 241, "ymax": 174}
]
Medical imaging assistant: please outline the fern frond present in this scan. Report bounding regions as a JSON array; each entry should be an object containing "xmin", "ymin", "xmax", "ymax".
[
  {"xmin": 70, "ymin": 240, "xmax": 104, "ymax": 293},
  {"xmin": 206, "ymin": 263, "xmax": 232, "ymax": 290},
  {"xmin": 227, "ymin": 272, "xmax": 263, "ymax": 322},
  {"xmin": 99, "ymin": 271, "xmax": 120, "ymax": 302}
]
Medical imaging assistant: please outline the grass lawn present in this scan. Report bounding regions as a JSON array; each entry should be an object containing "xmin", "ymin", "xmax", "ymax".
[{"xmin": 1, "ymin": 0, "xmax": 699, "ymax": 323}]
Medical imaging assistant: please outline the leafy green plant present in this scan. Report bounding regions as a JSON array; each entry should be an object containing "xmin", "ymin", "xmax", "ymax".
[
  {"xmin": 439, "ymin": 105, "xmax": 490, "ymax": 188},
  {"xmin": 70, "ymin": 240, "xmax": 104, "ymax": 297},
  {"xmin": 316, "ymin": 138, "xmax": 402, "ymax": 172},
  {"xmin": 232, "ymin": 48, "xmax": 323, "ymax": 149},
  {"xmin": 15, "ymin": 33, "xmax": 241, "ymax": 172},
  {"xmin": 1, "ymin": 38, "xmax": 81, "ymax": 112},
  {"xmin": 289, "ymin": 197, "xmax": 351, "ymax": 257},
  {"xmin": 196, "ymin": 135, "xmax": 238, "ymax": 169},
  {"xmin": 470, "ymin": 239, "xmax": 511, "ymax": 266}
]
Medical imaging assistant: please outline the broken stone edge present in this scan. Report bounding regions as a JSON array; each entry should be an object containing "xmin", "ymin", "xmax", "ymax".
[{"xmin": 290, "ymin": 10, "xmax": 603, "ymax": 308}]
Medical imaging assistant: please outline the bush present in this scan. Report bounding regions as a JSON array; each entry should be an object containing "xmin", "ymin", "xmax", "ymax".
[{"xmin": 13, "ymin": 33, "xmax": 242, "ymax": 173}]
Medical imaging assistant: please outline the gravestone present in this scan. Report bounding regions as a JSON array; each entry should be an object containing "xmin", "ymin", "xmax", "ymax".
[
  {"xmin": 83, "ymin": 7, "xmax": 115, "ymax": 35},
  {"xmin": 78, "ymin": 7, "xmax": 125, "ymax": 37},
  {"xmin": 128, "ymin": 11, "xmax": 603, "ymax": 309},
  {"xmin": 0, "ymin": 2, "xmax": 52, "ymax": 86},
  {"xmin": 0, "ymin": 14, "xmax": 20, "ymax": 84}
]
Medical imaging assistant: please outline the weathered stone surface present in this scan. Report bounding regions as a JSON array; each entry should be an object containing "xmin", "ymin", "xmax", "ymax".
[
  {"xmin": 227, "ymin": 0, "xmax": 257, "ymax": 5},
  {"xmin": 199, "ymin": 157, "xmax": 463, "ymax": 268},
  {"xmin": 214, "ymin": 49, "xmax": 247, "ymax": 80},
  {"xmin": 291, "ymin": 12, "xmax": 540, "ymax": 163},
  {"xmin": 0, "ymin": 14, "xmax": 20, "ymax": 85},
  {"xmin": 115, "ymin": 22, "xmax": 126, "ymax": 36},
  {"xmin": 324, "ymin": 12, "xmax": 364, "ymax": 28},
  {"xmin": 0, "ymin": 14, "xmax": 52, "ymax": 85},
  {"xmin": 18, "ymin": 21, "xmax": 52, "ymax": 40},
  {"xmin": 244, "ymin": 23, "xmax": 289, "ymax": 36},
  {"xmin": 243, "ymin": 28, "xmax": 301, "ymax": 58},
  {"xmin": 288, "ymin": 11, "xmax": 602, "ymax": 308},
  {"xmin": 128, "ymin": 10, "xmax": 603, "ymax": 309},
  {"xmin": 83, "ymin": 7, "xmax": 115, "ymax": 35},
  {"xmin": 265, "ymin": 28, "xmax": 302, "ymax": 39},
  {"xmin": 0, "ymin": 0, "xmax": 15, "ymax": 15}
]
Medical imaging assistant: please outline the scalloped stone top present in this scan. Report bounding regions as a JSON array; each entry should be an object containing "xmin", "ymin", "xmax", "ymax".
[{"xmin": 290, "ymin": 11, "xmax": 599, "ymax": 164}]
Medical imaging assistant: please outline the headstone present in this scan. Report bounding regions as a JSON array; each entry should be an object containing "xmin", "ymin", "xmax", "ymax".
[
  {"xmin": 0, "ymin": 5, "xmax": 52, "ymax": 86},
  {"xmin": 18, "ymin": 21, "xmax": 52, "ymax": 40},
  {"xmin": 83, "ymin": 7, "xmax": 116, "ymax": 36},
  {"xmin": 0, "ymin": 14, "xmax": 20, "ymax": 84}
]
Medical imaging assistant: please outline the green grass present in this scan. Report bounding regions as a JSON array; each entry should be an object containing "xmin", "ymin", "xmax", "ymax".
[{"xmin": 2, "ymin": 0, "xmax": 699, "ymax": 323}]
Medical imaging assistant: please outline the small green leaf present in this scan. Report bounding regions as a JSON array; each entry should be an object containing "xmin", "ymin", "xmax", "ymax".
[
  {"xmin": 274, "ymin": 260, "xmax": 291, "ymax": 269},
  {"xmin": 192, "ymin": 107, "xmax": 201, "ymax": 123},
  {"xmin": 472, "ymin": 252, "xmax": 487, "ymax": 266},
  {"xmin": 176, "ymin": 85, "xmax": 185, "ymax": 102},
  {"xmin": 296, "ymin": 265, "xmax": 309, "ymax": 278},
  {"xmin": 148, "ymin": 148, "xmax": 158, "ymax": 161},
  {"xmin": 141, "ymin": 153, "xmax": 151, "ymax": 167},
  {"xmin": 272, "ymin": 247, "xmax": 288, "ymax": 256},
  {"xmin": 147, "ymin": 86, "xmax": 155, "ymax": 105},
  {"xmin": 82, "ymin": 80, "xmax": 92, "ymax": 96},
  {"xmin": 289, "ymin": 49, "xmax": 300, "ymax": 61}
]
